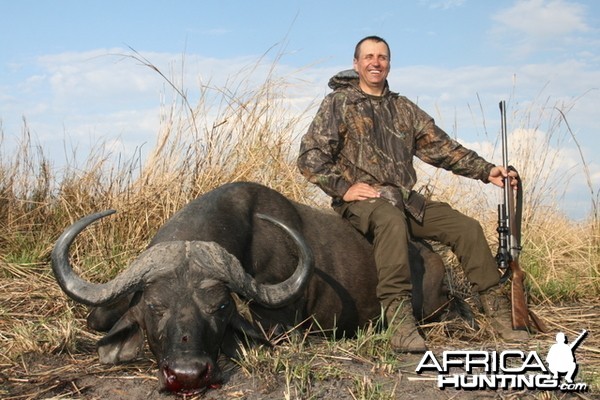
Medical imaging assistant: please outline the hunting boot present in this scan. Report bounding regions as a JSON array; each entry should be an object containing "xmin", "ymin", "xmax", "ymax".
[
  {"xmin": 385, "ymin": 297, "xmax": 427, "ymax": 353},
  {"xmin": 479, "ymin": 285, "xmax": 529, "ymax": 341}
]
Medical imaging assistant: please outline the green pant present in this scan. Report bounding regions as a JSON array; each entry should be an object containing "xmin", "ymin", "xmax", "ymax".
[{"xmin": 334, "ymin": 198, "xmax": 500, "ymax": 307}]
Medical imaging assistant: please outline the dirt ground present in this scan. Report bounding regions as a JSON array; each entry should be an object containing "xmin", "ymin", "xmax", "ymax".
[
  {"xmin": 1, "ymin": 350, "xmax": 574, "ymax": 400},
  {"xmin": 3, "ymin": 322, "xmax": 598, "ymax": 400},
  {"xmin": 1, "ymin": 267, "xmax": 597, "ymax": 400}
]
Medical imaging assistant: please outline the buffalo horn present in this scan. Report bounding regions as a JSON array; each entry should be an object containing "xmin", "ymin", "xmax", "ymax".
[
  {"xmin": 190, "ymin": 213, "xmax": 314, "ymax": 308},
  {"xmin": 51, "ymin": 210, "xmax": 187, "ymax": 306}
]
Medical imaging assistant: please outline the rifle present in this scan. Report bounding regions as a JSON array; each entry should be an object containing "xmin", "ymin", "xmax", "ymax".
[
  {"xmin": 569, "ymin": 329, "xmax": 588, "ymax": 351},
  {"xmin": 496, "ymin": 101, "xmax": 548, "ymax": 333}
]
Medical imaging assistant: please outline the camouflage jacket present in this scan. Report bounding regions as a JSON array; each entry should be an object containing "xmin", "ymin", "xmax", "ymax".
[{"xmin": 297, "ymin": 70, "xmax": 494, "ymax": 221}]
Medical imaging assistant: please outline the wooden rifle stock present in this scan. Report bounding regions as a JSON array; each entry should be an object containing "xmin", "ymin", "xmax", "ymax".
[
  {"xmin": 517, "ymin": 275, "xmax": 548, "ymax": 332},
  {"xmin": 510, "ymin": 260, "xmax": 530, "ymax": 330},
  {"xmin": 507, "ymin": 185, "xmax": 547, "ymax": 332},
  {"xmin": 497, "ymin": 101, "xmax": 548, "ymax": 333}
]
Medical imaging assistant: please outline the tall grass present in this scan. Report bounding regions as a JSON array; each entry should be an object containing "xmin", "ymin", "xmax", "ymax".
[
  {"xmin": 0, "ymin": 52, "xmax": 597, "ymax": 290},
  {"xmin": 1, "ymin": 54, "xmax": 318, "ymax": 276},
  {"xmin": 1, "ymin": 52, "xmax": 598, "ymax": 293},
  {"xmin": 1, "ymin": 53, "xmax": 599, "ymax": 397}
]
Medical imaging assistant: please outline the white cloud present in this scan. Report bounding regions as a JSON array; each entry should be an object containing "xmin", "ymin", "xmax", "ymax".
[
  {"xmin": 490, "ymin": 0, "xmax": 592, "ymax": 57},
  {"xmin": 494, "ymin": 0, "xmax": 589, "ymax": 36},
  {"xmin": 418, "ymin": 0, "xmax": 466, "ymax": 10},
  {"xmin": 2, "ymin": 47, "xmax": 322, "ymax": 167}
]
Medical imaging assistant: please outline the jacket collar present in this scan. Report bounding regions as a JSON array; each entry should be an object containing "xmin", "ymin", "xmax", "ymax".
[{"xmin": 327, "ymin": 69, "xmax": 395, "ymax": 99}]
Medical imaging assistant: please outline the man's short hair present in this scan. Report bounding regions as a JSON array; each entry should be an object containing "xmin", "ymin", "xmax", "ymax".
[{"xmin": 354, "ymin": 35, "xmax": 391, "ymax": 61}]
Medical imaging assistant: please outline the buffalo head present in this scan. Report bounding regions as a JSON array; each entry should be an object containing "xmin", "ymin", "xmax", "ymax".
[{"xmin": 51, "ymin": 210, "xmax": 313, "ymax": 394}]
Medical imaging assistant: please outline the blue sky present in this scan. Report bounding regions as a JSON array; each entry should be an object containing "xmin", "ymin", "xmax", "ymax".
[{"xmin": 1, "ymin": 0, "xmax": 599, "ymax": 219}]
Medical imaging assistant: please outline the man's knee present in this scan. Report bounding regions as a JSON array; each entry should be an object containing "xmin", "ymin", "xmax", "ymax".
[
  {"xmin": 369, "ymin": 201, "xmax": 407, "ymax": 234},
  {"xmin": 438, "ymin": 208, "xmax": 485, "ymax": 245},
  {"xmin": 458, "ymin": 214, "xmax": 485, "ymax": 238},
  {"xmin": 362, "ymin": 201, "xmax": 410, "ymax": 267}
]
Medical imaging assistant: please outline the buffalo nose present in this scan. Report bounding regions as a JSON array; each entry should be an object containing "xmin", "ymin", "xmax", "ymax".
[{"xmin": 161, "ymin": 359, "xmax": 221, "ymax": 393}]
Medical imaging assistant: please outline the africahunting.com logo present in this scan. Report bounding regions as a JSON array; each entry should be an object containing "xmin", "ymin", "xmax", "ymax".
[{"xmin": 415, "ymin": 330, "xmax": 589, "ymax": 392}]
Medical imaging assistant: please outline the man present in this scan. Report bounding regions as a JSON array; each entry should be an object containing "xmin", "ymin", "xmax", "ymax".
[{"xmin": 297, "ymin": 35, "xmax": 528, "ymax": 353}]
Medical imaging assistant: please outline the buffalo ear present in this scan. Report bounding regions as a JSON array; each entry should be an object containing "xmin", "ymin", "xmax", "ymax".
[
  {"xmin": 87, "ymin": 293, "xmax": 137, "ymax": 332},
  {"xmin": 229, "ymin": 312, "xmax": 271, "ymax": 346},
  {"xmin": 97, "ymin": 306, "xmax": 145, "ymax": 364}
]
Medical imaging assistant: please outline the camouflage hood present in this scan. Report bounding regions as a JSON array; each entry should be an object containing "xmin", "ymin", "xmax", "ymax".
[
  {"xmin": 327, "ymin": 69, "xmax": 391, "ymax": 95},
  {"xmin": 328, "ymin": 69, "xmax": 361, "ymax": 90}
]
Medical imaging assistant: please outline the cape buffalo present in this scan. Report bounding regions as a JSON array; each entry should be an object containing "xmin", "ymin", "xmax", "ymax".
[{"xmin": 51, "ymin": 182, "xmax": 467, "ymax": 394}]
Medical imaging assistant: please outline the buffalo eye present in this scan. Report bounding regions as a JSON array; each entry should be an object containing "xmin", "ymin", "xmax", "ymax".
[
  {"xmin": 148, "ymin": 303, "xmax": 166, "ymax": 315},
  {"xmin": 208, "ymin": 299, "xmax": 231, "ymax": 314}
]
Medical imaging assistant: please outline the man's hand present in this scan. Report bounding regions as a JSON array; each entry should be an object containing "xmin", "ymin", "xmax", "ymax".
[
  {"xmin": 343, "ymin": 183, "xmax": 381, "ymax": 202},
  {"xmin": 488, "ymin": 166, "xmax": 519, "ymax": 189}
]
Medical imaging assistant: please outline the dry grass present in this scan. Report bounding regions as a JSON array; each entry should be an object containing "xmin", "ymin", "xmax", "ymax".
[
  {"xmin": 2, "ymin": 258, "xmax": 598, "ymax": 399},
  {"xmin": 1, "ymin": 54, "xmax": 598, "ymax": 398}
]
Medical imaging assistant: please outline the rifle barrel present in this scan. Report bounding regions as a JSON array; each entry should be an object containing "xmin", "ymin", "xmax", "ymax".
[
  {"xmin": 499, "ymin": 101, "xmax": 509, "ymax": 171},
  {"xmin": 499, "ymin": 101, "xmax": 514, "ymax": 258}
]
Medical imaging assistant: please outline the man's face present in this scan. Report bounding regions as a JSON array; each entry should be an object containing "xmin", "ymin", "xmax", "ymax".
[{"xmin": 353, "ymin": 40, "xmax": 390, "ymax": 96}]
